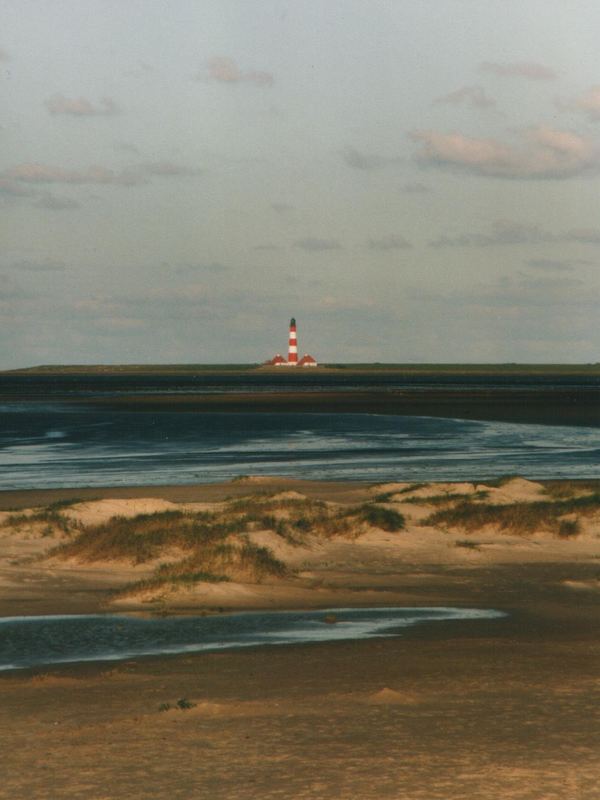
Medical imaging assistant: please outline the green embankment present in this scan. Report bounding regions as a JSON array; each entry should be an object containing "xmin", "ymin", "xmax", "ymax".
[{"xmin": 3, "ymin": 362, "xmax": 600, "ymax": 376}]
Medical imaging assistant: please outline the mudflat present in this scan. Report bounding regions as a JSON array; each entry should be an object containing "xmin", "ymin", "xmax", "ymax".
[{"xmin": 76, "ymin": 386, "xmax": 600, "ymax": 427}]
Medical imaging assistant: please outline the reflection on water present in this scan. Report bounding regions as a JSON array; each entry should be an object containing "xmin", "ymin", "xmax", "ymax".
[
  {"xmin": 1, "ymin": 405, "xmax": 600, "ymax": 489},
  {"xmin": 0, "ymin": 607, "xmax": 505, "ymax": 671}
]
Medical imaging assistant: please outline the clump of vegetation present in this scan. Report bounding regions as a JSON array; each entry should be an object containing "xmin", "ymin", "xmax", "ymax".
[
  {"xmin": 3, "ymin": 508, "xmax": 78, "ymax": 534},
  {"xmin": 116, "ymin": 539, "xmax": 288, "ymax": 597},
  {"xmin": 226, "ymin": 495, "xmax": 353, "ymax": 541},
  {"xmin": 52, "ymin": 510, "xmax": 249, "ymax": 564},
  {"xmin": 227, "ymin": 495, "xmax": 327, "ymax": 516},
  {"xmin": 352, "ymin": 504, "xmax": 405, "ymax": 532},
  {"xmin": 402, "ymin": 490, "xmax": 489, "ymax": 506},
  {"xmin": 176, "ymin": 698, "xmax": 196, "ymax": 710},
  {"xmin": 454, "ymin": 539, "xmax": 481, "ymax": 550},
  {"xmin": 48, "ymin": 491, "xmax": 413, "ymax": 597},
  {"xmin": 372, "ymin": 484, "xmax": 426, "ymax": 502},
  {"xmin": 159, "ymin": 698, "xmax": 196, "ymax": 712},
  {"xmin": 557, "ymin": 519, "xmax": 580, "ymax": 538},
  {"xmin": 482, "ymin": 474, "xmax": 524, "ymax": 488},
  {"xmin": 46, "ymin": 498, "xmax": 89, "ymax": 510},
  {"xmin": 425, "ymin": 494, "xmax": 600, "ymax": 537},
  {"xmin": 544, "ymin": 480, "xmax": 600, "ymax": 500}
]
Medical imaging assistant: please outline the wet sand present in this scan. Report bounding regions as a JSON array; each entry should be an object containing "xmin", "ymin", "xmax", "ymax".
[
  {"xmin": 0, "ymin": 477, "xmax": 372, "ymax": 512},
  {"xmin": 1, "ymin": 574, "xmax": 599, "ymax": 799}
]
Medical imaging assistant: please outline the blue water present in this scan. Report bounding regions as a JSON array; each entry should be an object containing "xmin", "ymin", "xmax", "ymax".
[
  {"xmin": 0, "ymin": 607, "xmax": 505, "ymax": 671},
  {"xmin": 1, "ymin": 404, "xmax": 600, "ymax": 489}
]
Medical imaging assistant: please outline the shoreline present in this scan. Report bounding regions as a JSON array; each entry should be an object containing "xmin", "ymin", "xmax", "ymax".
[
  {"xmin": 2, "ymin": 474, "xmax": 600, "ymax": 511},
  {"xmin": 0, "ymin": 477, "xmax": 374, "ymax": 511}
]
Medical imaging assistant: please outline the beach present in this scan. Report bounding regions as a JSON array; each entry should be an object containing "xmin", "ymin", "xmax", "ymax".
[
  {"xmin": 1, "ymin": 598, "xmax": 599, "ymax": 800},
  {"xmin": 0, "ymin": 477, "xmax": 599, "ymax": 798}
]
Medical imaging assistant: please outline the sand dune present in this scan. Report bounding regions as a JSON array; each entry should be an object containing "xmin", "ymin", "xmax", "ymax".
[{"xmin": 0, "ymin": 477, "xmax": 598, "ymax": 614}]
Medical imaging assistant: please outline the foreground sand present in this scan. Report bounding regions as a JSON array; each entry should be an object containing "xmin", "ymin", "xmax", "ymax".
[{"xmin": 1, "ymin": 478, "xmax": 599, "ymax": 799}]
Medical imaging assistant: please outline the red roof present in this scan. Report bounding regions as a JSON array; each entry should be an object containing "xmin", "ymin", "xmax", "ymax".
[
  {"xmin": 298, "ymin": 353, "xmax": 317, "ymax": 366},
  {"xmin": 266, "ymin": 354, "xmax": 287, "ymax": 365}
]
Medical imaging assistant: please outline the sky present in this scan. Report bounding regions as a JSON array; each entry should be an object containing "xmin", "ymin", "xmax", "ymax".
[{"xmin": 1, "ymin": 0, "xmax": 600, "ymax": 367}]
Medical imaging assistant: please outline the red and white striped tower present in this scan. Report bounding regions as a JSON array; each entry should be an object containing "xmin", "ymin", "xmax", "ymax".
[{"xmin": 287, "ymin": 317, "xmax": 298, "ymax": 365}]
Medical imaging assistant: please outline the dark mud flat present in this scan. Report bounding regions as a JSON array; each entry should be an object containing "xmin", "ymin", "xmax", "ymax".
[{"xmin": 80, "ymin": 387, "xmax": 600, "ymax": 427}]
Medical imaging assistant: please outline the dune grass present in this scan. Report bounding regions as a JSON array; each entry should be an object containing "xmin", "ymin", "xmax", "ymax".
[
  {"xmin": 372, "ymin": 484, "xmax": 426, "ymax": 502},
  {"xmin": 454, "ymin": 539, "xmax": 481, "ymax": 550},
  {"xmin": 481, "ymin": 474, "xmax": 523, "ymax": 488},
  {"xmin": 401, "ymin": 491, "xmax": 490, "ymax": 506},
  {"xmin": 115, "ymin": 541, "xmax": 288, "ymax": 597},
  {"xmin": 425, "ymin": 493, "xmax": 600, "ymax": 536},
  {"xmin": 352, "ymin": 504, "xmax": 405, "ymax": 532},
  {"xmin": 50, "ymin": 492, "xmax": 409, "ymax": 568},
  {"xmin": 52, "ymin": 510, "xmax": 252, "ymax": 564},
  {"xmin": 40, "ymin": 491, "xmax": 413, "ymax": 597},
  {"xmin": 543, "ymin": 480, "xmax": 600, "ymax": 500},
  {"xmin": 2, "ymin": 509, "xmax": 78, "ymax": 534}
]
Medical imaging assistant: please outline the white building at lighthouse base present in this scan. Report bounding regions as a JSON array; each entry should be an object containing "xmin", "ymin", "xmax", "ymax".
[{"xmin": 265, "ymin": 353, "xmax": 318, "ymax": 367}]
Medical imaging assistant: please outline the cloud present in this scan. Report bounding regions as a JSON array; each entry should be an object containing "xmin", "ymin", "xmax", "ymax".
[
  {"xmin": 367, "ymin": 234, "xmax": 412, "ymax": 251},
  {"xmin": 0, "ymin": 49, "xmax": 9, "ymax": 62},
  {"xmin": 429, "ymin": 219, "xmax": 600, "ymax": 248},
  {"xmin": 204, "ymin": 56, "xmax": 273, "ymax": 86},
  {"xmin": 410, "ymin": 125, "xmax": 599, "ymax": 179},
  {"xmin": 435, "ymin": 86, "xmax": 495, "ymax": 108},
  {"xmin": 401, "ymin": 182, "xmax": 431, "ymax": 193},
  {"xmin": 479, "ymin": 61, "xmax": 556, "ymax": 80},
  {"xmin": 412, "ymin": 273, "xmax": 586, "ymax": 317},
  {"xmin": 46, "ymin": 94, "xmax": 120, "ymax": 116},
  {"xmin": 253, "ymin": 243, "xmax": 282, "ymax": 251},
  {"xmin": 317, "ymin": 296, "xmax": 376, "ymax": 312},
  {"xmin": 557, "ymin": 86, "xmax": 600, "ymax": 121},
  {"xmin": 3, "ymin": 163, "xmax": 144, "ymax": 187},
  {"xmin": 294, "ymin": 237, "xmax": 341, "ymax": 252},
  {"xmin": 341, "ymin": 146, "xmax": 402, "ymax": 170},
  {"xmin": 3, "ymin": 161, "xmax": 201, "ymax": 188},
  {"xmin": 137, "ymin": 161, "xmax": 202, "ymax": 177},
  {"xmin": 33, "ymin": 192, "xmax": 80, "ymax": 210},
  {"xmin": 271, "ymin": 202, "xmax": 294, "ymax": 213},
  {"xmin": 562, "ymin": 228, "xmax": 600, "ymax": 244},
  {"xmin": 113, "ymin": 141, "xmax": 140, "ymax": 155},
  {"xmin": 0, "ymin": 274, "xmax": 35, "ymax": 300},
  {"xmin": 71, "ymin": 284, "xmax": 210, "ymax": 323},
  {"xmin": 525, "ymin": 258, "xmax": 590, "ymax": 271},
  {"xmin": 175, "ymin": 261, "xmax": 227, "ymax": 274},
  {"xmin": 0, "ymin": 178, "xmax": 33, "ymax": 197},
  {"xmin": 123, "ymin": 62, "xmax": 153, "ymax": 79},
  {"xmin": 10, "ymin": 259, "xmax": 66, "ymax": 272}
]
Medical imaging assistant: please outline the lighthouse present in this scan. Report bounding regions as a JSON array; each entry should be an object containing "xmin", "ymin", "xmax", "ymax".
[
  {"xmin": 264, "ymin": 318, "xmax": 318, "ymax": 367},
  {"xmin": 288, "ymin": 317, "xmax": 298, "ymax": 365}
]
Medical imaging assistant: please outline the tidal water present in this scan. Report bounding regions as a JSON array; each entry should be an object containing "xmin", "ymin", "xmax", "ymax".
[
  {"xmin": 0, "ymin": 607, "xmax": 505, "ymax": 671},
  {"xmin": 1, "ymin": 403, "xmax": 600, "ymax": 489},
  {"xmin": 1, "ymin": 373, "xmax": 599, "ymax": 489}
]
